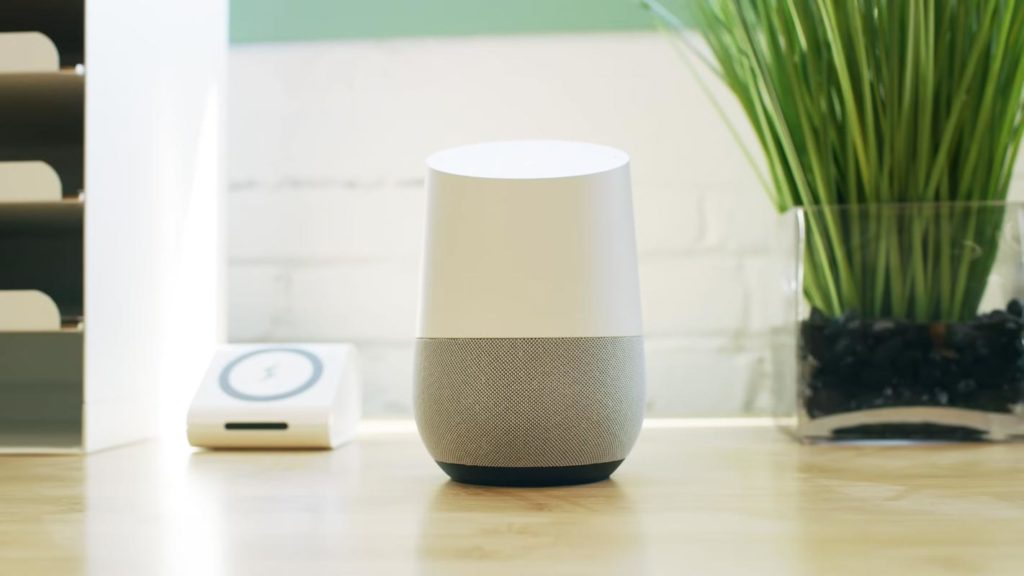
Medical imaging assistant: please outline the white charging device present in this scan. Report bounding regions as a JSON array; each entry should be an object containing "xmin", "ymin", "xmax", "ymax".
[{"xmin": 187, "ymin": 344, "xmax": 361, "ymax": 449}]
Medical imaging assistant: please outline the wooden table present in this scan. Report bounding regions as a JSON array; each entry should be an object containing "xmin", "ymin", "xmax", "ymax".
[{"xmin": 2, "ymin": 420, "xmax": 1024, "ymax": 575}]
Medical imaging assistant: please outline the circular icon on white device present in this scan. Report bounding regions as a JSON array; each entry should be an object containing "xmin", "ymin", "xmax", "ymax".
[{"xmin": 219, "ymin": 348, "xmax": 323, "ymax": 401}]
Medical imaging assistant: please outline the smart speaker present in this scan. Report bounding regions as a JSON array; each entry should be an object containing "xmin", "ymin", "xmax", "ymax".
[{"xmin": 414, "ymin": 140, "xmax": 645, "ymax": 487}]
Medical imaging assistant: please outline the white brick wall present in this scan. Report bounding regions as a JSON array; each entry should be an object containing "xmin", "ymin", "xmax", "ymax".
[{"xmin": 226, "ymin": 32, "xmax": 794, "ymax": 416}]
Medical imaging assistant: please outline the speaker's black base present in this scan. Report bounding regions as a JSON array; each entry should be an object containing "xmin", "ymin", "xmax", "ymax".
[{"xmin": 436, "ymin": 460, "xmax": 624, "ymax": 487}]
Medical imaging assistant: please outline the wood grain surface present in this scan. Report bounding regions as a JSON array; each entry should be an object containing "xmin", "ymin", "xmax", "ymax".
[{"xmin": 2, "ymin": 421, "xmax": 1023, "ymax": 575}]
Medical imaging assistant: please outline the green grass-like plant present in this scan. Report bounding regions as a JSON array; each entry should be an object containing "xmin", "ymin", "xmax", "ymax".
[{"xmin": 648, "ymin": 0, "xmax": 1024, "ymax": 322}]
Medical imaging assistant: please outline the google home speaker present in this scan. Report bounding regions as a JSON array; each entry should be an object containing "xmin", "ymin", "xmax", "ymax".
[
  {"xmin": 188, "ymin": 344, "xmax": 361, "ymax": 449},
  {"xmin": 415, "ymin": 140, "xmax": 645, "ymax": 486}
]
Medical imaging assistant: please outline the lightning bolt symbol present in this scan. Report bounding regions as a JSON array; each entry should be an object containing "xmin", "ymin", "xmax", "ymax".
[{"xmin": 261, "ymin": 364, "xmax": 277, "ymax": 381}]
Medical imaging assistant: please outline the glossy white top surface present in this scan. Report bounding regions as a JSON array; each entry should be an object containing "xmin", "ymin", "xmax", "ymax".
[{"xmin": 426, "ymin": 140, "xmax": 629, "ymax": 181}]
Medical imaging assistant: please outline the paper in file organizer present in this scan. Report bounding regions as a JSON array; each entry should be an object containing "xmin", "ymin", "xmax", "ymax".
[
  {"xmin": 0, "ymin": 290, "xmax": 61, "ymax": 332},
  {"xmin": 0, "ymin": 161, "xmax": 62, "ymax": 203},
  {"xmin": 0, "ymin": 32, "xmax": 59, "ymax": 73}
]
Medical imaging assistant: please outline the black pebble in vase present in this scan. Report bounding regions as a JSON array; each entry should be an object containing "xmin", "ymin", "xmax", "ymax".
[{"xmin": 800, "ymin": 299, "xmax": 1024, "ymax": 440}]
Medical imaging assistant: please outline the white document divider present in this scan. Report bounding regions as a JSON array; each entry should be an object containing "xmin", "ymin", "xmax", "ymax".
[
  {"xmin": 0, "ymin": 290, "xmax": 61, "ymax": 332},
  {"xmin": 0, "ymin": 161, "xmax": 62, "ymax": 203},
  {"xmin": 0, "ymin": 32, "xmax": 58, "ymax": 73}
]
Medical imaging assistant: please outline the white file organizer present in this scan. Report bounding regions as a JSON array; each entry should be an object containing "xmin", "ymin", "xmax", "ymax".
[{"xmin": 0, "ymin": 0, "xmax": 226, "ymax": 452}]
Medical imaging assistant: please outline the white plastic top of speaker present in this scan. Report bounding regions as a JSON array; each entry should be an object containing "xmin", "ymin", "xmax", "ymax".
[
  {"xmin": 419, "ymin": 140, "xmax": 643, "ymax": 339},
  {"xmin": 427, "ymin": 140, "xmax": 629, "ymax": 180}
]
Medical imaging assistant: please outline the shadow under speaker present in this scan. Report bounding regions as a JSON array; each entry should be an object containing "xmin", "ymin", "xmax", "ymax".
[{"xmin": 414, "ymin": 141, "xmax": 645, "ymax": 486}]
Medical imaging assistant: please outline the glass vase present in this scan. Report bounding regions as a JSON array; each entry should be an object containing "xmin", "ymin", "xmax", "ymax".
[{"xmin": 772, "ymin": 202, "xmax": 1024, "ymax": 441}]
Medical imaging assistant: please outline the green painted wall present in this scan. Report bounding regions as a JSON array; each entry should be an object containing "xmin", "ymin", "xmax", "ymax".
[{"xmin": 230, "ymin": 0, "xmax": 660, "ymax": 44}]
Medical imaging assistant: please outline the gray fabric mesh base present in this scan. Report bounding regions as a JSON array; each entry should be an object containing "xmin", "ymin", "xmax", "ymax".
[{"xmin": 414, "ymin": 337, "xmax": 645, "ymax": 468}]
